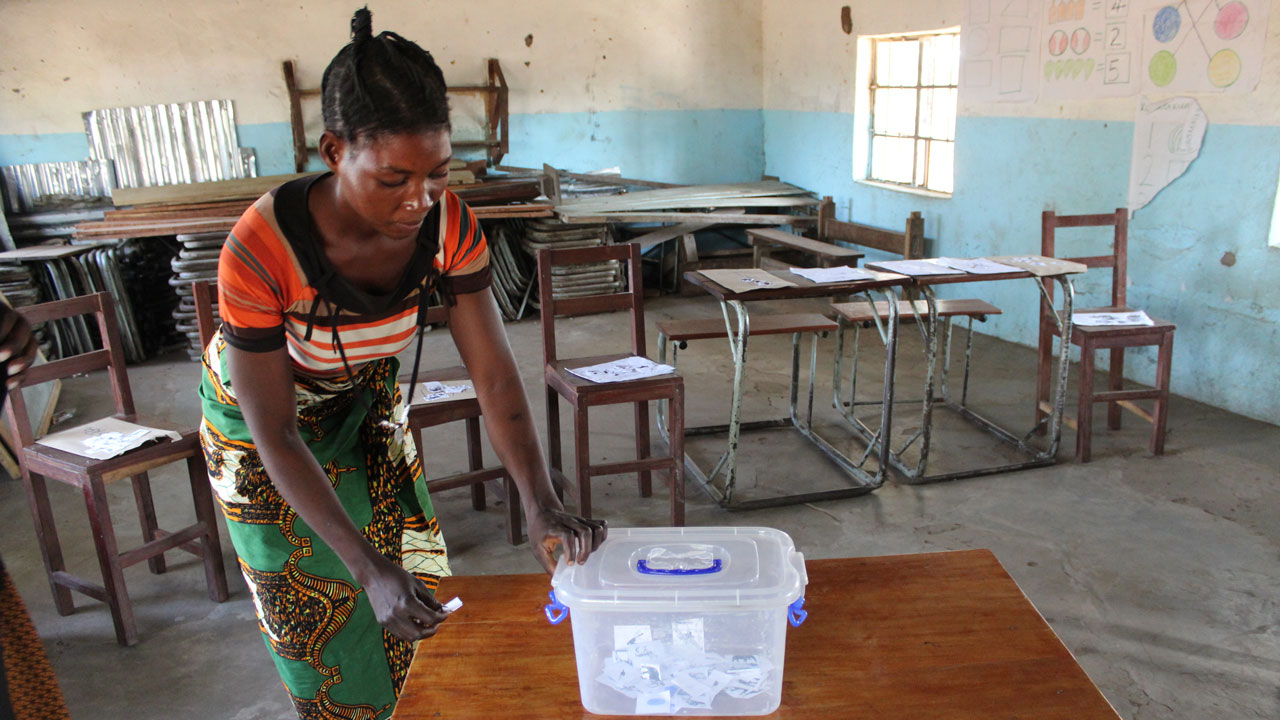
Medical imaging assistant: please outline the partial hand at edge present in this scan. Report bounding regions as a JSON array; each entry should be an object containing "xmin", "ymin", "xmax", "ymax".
[{"xmin": 0, "ymin": 304, "xmax": 38, "ymax": 392}]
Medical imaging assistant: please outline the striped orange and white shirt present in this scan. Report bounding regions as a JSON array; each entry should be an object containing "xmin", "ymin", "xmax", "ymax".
[{"xmin": 217, "ymin": 173, "xmax": 489, "ymax": 377}]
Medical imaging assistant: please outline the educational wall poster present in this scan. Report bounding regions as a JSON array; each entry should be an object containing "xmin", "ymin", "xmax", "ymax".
[
  {"xmin": 1041, "ymin": 0, "xmax": 1145, "ymax": 99},
  {"xmin": 962, "ymin": 0, "xmax": 1044, "ymax": 102},
  {"xmin": 1141, "ymin": 0, "xmax": 1270, "ymax": 93},
  {"xmin": 1128, "ymin": 96, "xmax": 1208, "ymax": 215}
]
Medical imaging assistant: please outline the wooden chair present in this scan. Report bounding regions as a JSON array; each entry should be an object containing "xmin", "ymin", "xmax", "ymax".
[
  {"xmin": 1035, "ymin": 209, "xmax": 1176, "ymax": 462},
  {"xmin": 193, "ymin": 281, "xmax": 522, "ymax": 545},
  {"xmin": 537, "ymin": 243, "xmax": 686, "ymax": 526},
  {"xmin": 4, "ymin": 292, "xmax": 229, "ymax": 645}
]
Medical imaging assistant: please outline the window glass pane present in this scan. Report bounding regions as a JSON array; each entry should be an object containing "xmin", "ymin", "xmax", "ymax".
[
  {"xmin": 871, "ymin": 136, "xmax": 915, "ymax": 184},
  {"xmin": 889, "ymin": 40, "xmax": 921, "ymax": 86},
  {"xmin": 927, "ymin": 140, "xmax": 955, "ymax": 193},
  {"xmin": 947, "ymin": 34, "xmax": 962, "ymax": 85},
  {"xmin": 921, "ymin": 36, "xmax": 936, "ymax": 86},
  {"xmin": 932, "ymin": 34, "xmax": 959, "ymax": 86},
  {"xmin": 916, "ymin": 139, "xmax": 927, "ymax": 187},
  {"xmin": 875, "ymin": 41, "xmax": 892, "ymax": 84},
  {"xmin": 873, "ymin": 88, "xmax": 918, "ymax": 135},
  {"xmin": 930, "ymin": 88, "xmax": 957, "ymax": 141},
  {"xmin": 918, "ymin": 89, "xmax": 935, "ymax": 138}
]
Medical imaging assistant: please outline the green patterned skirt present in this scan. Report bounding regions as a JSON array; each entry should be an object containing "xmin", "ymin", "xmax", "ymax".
[{"xmin": 198, "ymin": 331, "xmax": 450, "ymax": 720}]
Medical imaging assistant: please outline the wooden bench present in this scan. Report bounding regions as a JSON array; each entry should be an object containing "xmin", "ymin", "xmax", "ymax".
[
  {"xmin": 817, "ymin": 197, "xmax": 926, "ymax": 259},
  {"xmin": 828, "ymin": 298, "xmax": 1002, "ymax": 327},
  {"xmin": 747, "ymin": 227, "xmax": 864, "ymax": 271},
  {"xmin": 746, "ymin": 198, "xmax": 926, "ymax": 273},
  {"xmin": 657, "ymin": 312, "xmax": 838, "ymax": 347},
  {"xmin": 655, "ymin": 312, "xmax": 838, "ymax": 440}
]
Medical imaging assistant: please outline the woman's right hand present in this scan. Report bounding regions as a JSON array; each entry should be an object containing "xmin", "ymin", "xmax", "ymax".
[{"xmin": 358, "ymin": 555, "xmax": 451, "ymax": 642}]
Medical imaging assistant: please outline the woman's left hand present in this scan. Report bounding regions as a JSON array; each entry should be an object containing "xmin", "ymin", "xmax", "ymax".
[{"xmin": 527, "ymin": 505, "xmax": 607, "ymax": 574}]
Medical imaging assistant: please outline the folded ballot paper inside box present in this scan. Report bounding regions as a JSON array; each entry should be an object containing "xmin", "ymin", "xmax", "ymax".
[
  {"xmin": 547, "ymin": 527, "xmax": 808, "ymax": 716},
  {"xmin": 36, "ymin": 417, "xmax": 182, "ymax": 460}
]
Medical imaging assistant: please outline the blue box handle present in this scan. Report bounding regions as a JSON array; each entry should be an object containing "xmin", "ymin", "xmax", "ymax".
[
  {"xmin": 788, "ymin": 597, "xmax": 808, "ymax": 627},
  {"xmin": 636, "ymin": 558, "xmax": 723, "ymax": 576},
  {"xmin": 544, "ymin": 590, "xmax": 569, "ymax": 625}
]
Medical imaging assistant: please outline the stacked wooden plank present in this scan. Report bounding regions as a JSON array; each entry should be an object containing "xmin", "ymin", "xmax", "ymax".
[
  {"xmin": 553, "ymin": 180, "xmax": 819, "ymax": 225},
  {"xmin": 74, "ymin": 172, "xmax": 552, "ymax": 241},
  {"xmin": 75, "ymin": 200, "xmax": 253, "ymax": 241}
]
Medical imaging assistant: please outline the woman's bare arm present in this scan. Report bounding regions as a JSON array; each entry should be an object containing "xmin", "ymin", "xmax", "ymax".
[{"xmin": 446, "ymin": 288, "xmax": 606, "ymax": 572}]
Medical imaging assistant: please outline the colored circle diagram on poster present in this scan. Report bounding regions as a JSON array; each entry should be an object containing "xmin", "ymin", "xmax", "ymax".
[
  {"xmin": 1149, "ymin": 50, "xmax": 1176, "ymax": 86},
  {"xmin": 1153, "ymin": 6, "xmax": 1181, "ymax": 43},
  {"xmin": 1215, "ymin": 2, "xmax": 1249, "ymax": 40},
  {"xmin": 1208, "ymin": 49, "xmax": 1242, "ymax": 87},
  {"xmin": 1049, "ymin": 29, "xmax": 1068, "ymax": 56},
  {"xmin": 1071, "ymin": 28, "xmax": 1091, "ymax": 55}
]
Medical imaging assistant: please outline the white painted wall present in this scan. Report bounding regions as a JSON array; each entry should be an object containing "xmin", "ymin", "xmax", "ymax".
[
  {"xmin": 0, "ymin": 0, "xmax": 764, "ymax": 134},
  {"xmin": 762, "ymin": 0, "xmax": 1280, "ymax": 124}
]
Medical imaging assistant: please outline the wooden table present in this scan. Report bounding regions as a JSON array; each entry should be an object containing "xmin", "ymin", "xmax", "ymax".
[
  {"xmin": 859, "ymin": 260, "xmax": 1082, "ymax": 484},
  {"xmin": 667, "ymin": 269, "xmax": 911, "ymax": 510},
  {"xmin": 393, "ymin": 550, "xmax": 1119, "ymax": 719}
]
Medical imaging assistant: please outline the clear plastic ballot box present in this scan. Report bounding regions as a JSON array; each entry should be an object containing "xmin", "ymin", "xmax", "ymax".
[{"xmin": 545, "ymin": 527, "xmax": 808, "ymax": 716}]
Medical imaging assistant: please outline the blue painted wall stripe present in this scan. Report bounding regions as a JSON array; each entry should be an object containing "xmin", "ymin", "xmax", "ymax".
[
  {"xmin": 0, "ymin": 132, "xmax": 91, "ymax": 166},
  {"xmin": 3, "ymin": 108, "xmax": 766, "ymax": 184},
  {"xmin": 506, "ymin": 109, "xmax": 764, "ymax": 184}
]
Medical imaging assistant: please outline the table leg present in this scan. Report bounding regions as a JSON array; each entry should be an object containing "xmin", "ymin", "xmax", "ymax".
[
  {"xmin": 868, "ymin": 275, "xmax": 1076, "ymax": 484},
  {"xmin": 678, "ymin": 290, "xmax": 896, "ymax": 510},
  {"xmin": 718, "ymin": 300, "xmax": 750, "ymax": 505}
]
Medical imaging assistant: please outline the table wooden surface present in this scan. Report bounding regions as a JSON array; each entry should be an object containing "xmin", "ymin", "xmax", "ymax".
[
  {"xmin": 682, "ymin": 269, "xmax": 908, "ymax": 303},
  {"xmin": 393, "ymin": 550, "xmax": 1119, "ymax": 719}
]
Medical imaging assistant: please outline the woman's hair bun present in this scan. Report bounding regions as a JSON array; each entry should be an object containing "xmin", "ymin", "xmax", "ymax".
[{"xmin": 350, "ymin": 6, "xmax": 374, "ymax": 42}]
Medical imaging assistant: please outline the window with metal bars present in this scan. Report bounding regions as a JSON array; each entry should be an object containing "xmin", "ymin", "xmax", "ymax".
[{"xmin": 868, "ymin": 31, "xmax": 960, "ymax": 194}]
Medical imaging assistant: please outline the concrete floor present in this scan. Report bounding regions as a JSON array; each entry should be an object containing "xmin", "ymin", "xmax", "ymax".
[{"xmin": 0, "ymin": 293, "xmax": 1276, "ymax": 720}]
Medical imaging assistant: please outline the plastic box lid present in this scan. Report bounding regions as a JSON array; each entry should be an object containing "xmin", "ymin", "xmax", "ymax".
[{"xmin": 551, "ymin": 527, "xmax": 807, "ymax": 612}]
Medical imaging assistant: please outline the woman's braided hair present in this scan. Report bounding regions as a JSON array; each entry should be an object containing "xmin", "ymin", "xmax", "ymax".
[{"xmin": 321, "ymin": 7, "xmax": 451, "ymax": 142}]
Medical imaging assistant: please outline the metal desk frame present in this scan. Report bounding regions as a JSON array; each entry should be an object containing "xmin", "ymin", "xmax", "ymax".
[
  {"xmin": 835, "ymin": 268, "xmax": 1078, "ymax": 484},
  {"xmin": 657, "ymin": 271, "xmax": 910, "ymax": 510}
]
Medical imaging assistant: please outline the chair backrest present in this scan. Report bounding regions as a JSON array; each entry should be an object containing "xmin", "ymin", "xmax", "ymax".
[
  {"xmin": 193, "ymin": 280, "xmax": 219, "ymax": 348},
  {"xmin": 192, "ymin": 279, "xmax": 453, "ymax": 350},
  {"xmin": 5, "ymin": 292, "xmax": 134, "ymax": 449},
  {"xmin": 1041, "ymin": 209, "xmax": 1127, "ymax": 308},
  {"xmin": 536, "ymin": 243, "xmax": 645, "ymax": 366}
]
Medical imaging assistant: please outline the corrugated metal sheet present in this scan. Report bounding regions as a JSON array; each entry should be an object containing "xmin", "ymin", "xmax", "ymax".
[
  {"xmin": 83, "ymin": 99, "xmax": 256, "ymax": 189},
  {"xmin": 0, "ymin": 159, "xmax": 116, "ymax": 214}
]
